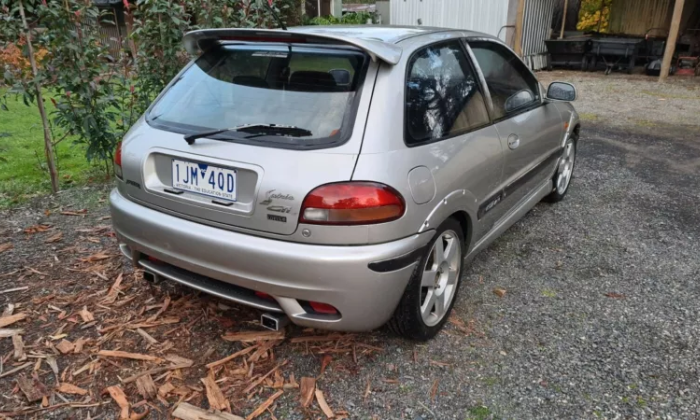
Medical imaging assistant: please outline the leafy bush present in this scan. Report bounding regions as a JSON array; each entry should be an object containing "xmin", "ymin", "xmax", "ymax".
[
  {"xmin": 577, "ymin": 0, "xmax": 612, "ymax": 33},
  {"xmin": 0, "ymin": 38, "xmax": 48, "ymax": 80},
  {"xmin": 39, "ymin": 0, "xmax": 130, "ymax": 175},
  {"xmin": 307, "ymin": 11, "xmax": 374, "ymax": 26}
]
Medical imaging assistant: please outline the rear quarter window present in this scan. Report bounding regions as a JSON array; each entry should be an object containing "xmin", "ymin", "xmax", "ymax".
[{"xmin": 404, "ymin": 41, "xmax": 491, "ymax": 146}]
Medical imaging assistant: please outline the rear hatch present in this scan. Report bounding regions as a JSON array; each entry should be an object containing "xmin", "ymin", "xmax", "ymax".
[{"xmin": 120, "ymin": 41, "xmax": 375, "ymax": 236}]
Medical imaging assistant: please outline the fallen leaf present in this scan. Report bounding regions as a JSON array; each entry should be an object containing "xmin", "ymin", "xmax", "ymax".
[
  {"xmin": 60, "ymin": 209, "xmax": 87, "ymax": 216},
  {"xmin": 44, "ymin": 232, "xmax": 63, "ymax": 243},
  {"xmin": 429, "ymin": 379, "xmax": 439, "ymax": 401},
  {"xmin": 0, "ymin": 243, "xmax": 12, "ymax": 253},
  {"xmin": 106, "ymin": 385, "xmax": 130, "ymax": 419},
  {"xmin": 320, "ymin": 354, "xmax": 332, "ymax": 375},
  {"xmin": 299, "ymin": 377, "xmax": 316, "ymax": 408},
  {"xmin": 315, "ymin": 389, "xmax": 335, "ymax": 419},
  {"xmin": 130, "ymin": 407, "xmax": 150, "ymax": 420},
  {"xmin": 604, "ymin": 292, "xmax": 626, "ymax": 299},
  {"xmin": 56, "ymin": 382, "xmax": 88, "ymax": 396},
  {"xmin": 493, "ymin": 287, "xmax": 507, "ymax": 298},
  {"xmin": 55, "ymin": 339, "xmax": 75, "ymax": 354}
]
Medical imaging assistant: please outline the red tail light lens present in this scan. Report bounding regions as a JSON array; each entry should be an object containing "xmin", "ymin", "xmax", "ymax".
[
  {"xmin": 300, "ymin": 182, "xmax": 405, "ymax": 225},
  {"xmin": 114, "ymin": 141, "xmax": 123, "ymax": 179},
  {"xmin": 308, "ymin": 301, "xmax": 339, "ymax": 315}
]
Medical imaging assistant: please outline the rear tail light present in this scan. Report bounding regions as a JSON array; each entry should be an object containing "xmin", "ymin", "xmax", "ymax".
[
  {"xmin": 114, "ymin": 141, "xmax": 123, "ymax": 179},
  {"xmin": 300, "ymin": 182, "xmax": 405, "ymax": 225},
  {"xmin": 308, "ymin": 301, "xmax": 338, "ymax": 315}
]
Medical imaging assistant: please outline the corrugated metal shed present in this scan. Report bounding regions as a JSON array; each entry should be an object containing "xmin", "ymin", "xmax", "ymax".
[
  {"xmin": 521, "ymin": 0, "xmax": 557, "ymax": 69},
  {"xmin": 608, "ymin": 0, "xmax": 674, "ymax": 36},
  {"xmin": 390, "ymin": 0, "xmax": 511, "ymax": 41}
]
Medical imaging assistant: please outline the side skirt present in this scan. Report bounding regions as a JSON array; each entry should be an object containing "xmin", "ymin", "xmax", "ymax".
[{"xmin": 465, "ymin": 178, "xmax": 553, "ymax": 262}]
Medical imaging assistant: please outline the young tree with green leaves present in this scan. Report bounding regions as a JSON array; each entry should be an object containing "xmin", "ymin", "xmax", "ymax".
[{"xmin": 1, "ymin": 0, "xmax": 59, "ymax": 192}]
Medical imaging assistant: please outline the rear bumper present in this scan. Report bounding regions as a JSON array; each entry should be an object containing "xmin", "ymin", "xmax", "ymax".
[{"xmin": 109, "ymin": 189, "xmax": 432, "ymax": 331}]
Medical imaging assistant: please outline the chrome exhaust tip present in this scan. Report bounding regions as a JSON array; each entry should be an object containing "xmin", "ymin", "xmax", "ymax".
[
  {"xmin": 142, "ymin": 271, "xmax": 160, "ymax": 284},
  {"xmin": 261, "ymin": 313, "xmax": 289, "ymax": 331}
]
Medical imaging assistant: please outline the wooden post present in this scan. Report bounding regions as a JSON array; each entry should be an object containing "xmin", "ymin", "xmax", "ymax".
[
  {"xmin": 19, "ymin": 0, "xmax": 59, "ymax": 193},
  {"xmin": 659, "ymin": 0, "xmax": 686, "ymax": 82},
  {"xmin": 560, "ymin": 0, "xmax": 569, "ymax": 39},
  {"xmin": 513, "ymin": 0, "xmax": 526, "ymax": 56}
]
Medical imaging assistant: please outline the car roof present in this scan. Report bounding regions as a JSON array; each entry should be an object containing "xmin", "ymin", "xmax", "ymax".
[{"xmin": 289, "ymin": 25, "xmax": 495, "ymax": 45}]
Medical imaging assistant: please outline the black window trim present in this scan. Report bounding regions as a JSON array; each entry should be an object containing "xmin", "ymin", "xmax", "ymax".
[
  {"xmin": 144, "ymin": 44, "xmax": 372, "ymax": 151},
  {"xmin": 403, "ymin": 39, "xmax": 494, "ymax": 148},
  {"xmin": 465, "ymin": 37, "xmax": 545, "ymax": 124}
]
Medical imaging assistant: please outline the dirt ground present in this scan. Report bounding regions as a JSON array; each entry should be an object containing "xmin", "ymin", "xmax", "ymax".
[{"xmin": 1, "ymin": 71, "xmax": 700, "ymax": 419}]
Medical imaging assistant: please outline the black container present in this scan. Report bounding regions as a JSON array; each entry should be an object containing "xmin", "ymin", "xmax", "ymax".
[
  {"xmin": 588, "ymin": 37, "xmax": 644, "ymax": 74},
  {"xmin": 545, "ymin": 38, "xmax": 593, "ymax": 70}
]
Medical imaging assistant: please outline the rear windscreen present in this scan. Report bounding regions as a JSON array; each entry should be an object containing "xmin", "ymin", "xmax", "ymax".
[{"xmin": 147, "ymin": 45, "xmax": 368, "ymax": 148}]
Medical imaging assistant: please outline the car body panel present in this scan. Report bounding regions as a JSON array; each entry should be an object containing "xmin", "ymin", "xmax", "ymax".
[
  {"xmin": 111, "ymin": 25, "xmax": 580, "ymax": 331},
  {"xmin": 111, "ymin": 188, "xmax": 433, "ymax": 331}
]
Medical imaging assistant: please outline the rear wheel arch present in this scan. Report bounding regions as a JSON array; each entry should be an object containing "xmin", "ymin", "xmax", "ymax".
[{"xmin": 448, "ymin": 211, "xmax": 472, "ymax": 256}]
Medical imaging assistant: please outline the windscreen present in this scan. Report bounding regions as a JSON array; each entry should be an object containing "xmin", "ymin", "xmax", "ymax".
[{"xmin": 147, "ymin": 45, "xmax": 368, "ymax": 148}]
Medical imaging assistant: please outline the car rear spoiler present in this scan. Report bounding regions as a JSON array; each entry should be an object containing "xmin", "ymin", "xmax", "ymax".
[{"xmin": 183, "ymin": 28, "xmax": 402, "ymax": 65}]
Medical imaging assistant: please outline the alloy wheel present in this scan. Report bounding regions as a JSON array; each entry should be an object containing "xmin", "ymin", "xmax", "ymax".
[
  {"xmin": 556, "ymin": 140, "xmax": 576, "ymax": 195},
  {"xmin": 419, "ymin": 230, "xmax": 462, "ymax": 326}
]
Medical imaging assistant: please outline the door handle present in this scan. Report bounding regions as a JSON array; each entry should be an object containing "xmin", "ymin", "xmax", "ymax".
[{"xmin": 507, "ymin": 134, "xmax": 520, "ymax": 150}]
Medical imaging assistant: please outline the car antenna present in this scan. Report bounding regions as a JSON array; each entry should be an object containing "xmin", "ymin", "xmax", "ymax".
[{"xmin": 262, "ymin": 0, "xmax": 287, "ymax": 30}]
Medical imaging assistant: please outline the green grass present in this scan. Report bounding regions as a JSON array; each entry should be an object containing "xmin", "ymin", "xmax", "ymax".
[
  {"xmin": 578, "ymin": 112, "xmax": 599, "ymax": 122},
  {"xmin": 542, "ymin": 289, "xmax": 557, "ymax": 298},
  {"xmin": 466, "ymin": 405, "xmax": 493, "ymax": 420},
  {"xmin": 0, "ymin": 89, "xmax": 104, "ymax": 208}
]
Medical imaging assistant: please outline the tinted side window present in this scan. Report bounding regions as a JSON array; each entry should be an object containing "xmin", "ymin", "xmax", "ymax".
[
  {"xmin": 469, "ymin": 42, "xmax": 540, "ymax": 120},
  {"xmin": 405, "ymin": 42, "xmax": 490, "ymax": 145}
]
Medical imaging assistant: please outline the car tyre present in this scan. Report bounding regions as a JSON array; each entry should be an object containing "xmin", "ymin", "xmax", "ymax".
[
  {"xmin": 545, "ymin": 133, "xmax": 577, "ymax": 203},
  {"xmin": 388, "ymin": 218, "xmax": 464, "ymax": 341}
]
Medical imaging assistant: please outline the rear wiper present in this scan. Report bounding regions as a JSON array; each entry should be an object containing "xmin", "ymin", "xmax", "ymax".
[
  {"xmin": 235, "ymin": 123, "xmax": 312, "ymax": 138},
  {"xmin": 184, "ymin": 124, "xmax": 312, "ymax": 145}
]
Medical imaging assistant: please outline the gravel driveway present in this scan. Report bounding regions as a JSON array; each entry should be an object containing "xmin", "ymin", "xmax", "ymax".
[{"xmin": 1, "ymin": 74, "xmax": 699, "ymax": 419}]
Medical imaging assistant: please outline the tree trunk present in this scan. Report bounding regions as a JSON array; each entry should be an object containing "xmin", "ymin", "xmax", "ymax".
[{"xmin": 19, "ymin": 0, "xmax": 59, "ymax": 193}]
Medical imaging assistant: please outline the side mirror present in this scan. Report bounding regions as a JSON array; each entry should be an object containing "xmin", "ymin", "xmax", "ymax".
[
  {"xmin": 547, "ymin": 82, "xmax": 577, "ymax": 102},
  {"xmin": 504, "ymin": 89, "xmax": 535, "ymax": 113},
  {"xmin": 329, "ymin": 69, "xmax": 351, "ymax": 86}
]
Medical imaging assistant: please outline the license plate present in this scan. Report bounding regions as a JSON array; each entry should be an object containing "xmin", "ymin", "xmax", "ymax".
[{"xmin": 171, "ymin": 159, "xmax": 237, "ymax": 201}]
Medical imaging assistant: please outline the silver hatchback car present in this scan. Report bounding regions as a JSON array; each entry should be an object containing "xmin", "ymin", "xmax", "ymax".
[{"xmin": 111, "ymin": 26, "xmax": 579, "ymax": 340}]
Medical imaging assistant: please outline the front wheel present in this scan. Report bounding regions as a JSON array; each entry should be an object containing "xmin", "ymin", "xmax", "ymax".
[
  {"xmin": 388, "ymin": 218, "xmax": 464, "ymax": 340},
  {"xmin": 544, "ymin": 135, "xmax": 577, "ymax": 203}
]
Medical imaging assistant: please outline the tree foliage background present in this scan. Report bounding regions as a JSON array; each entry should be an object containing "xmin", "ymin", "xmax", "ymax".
[
  {"xmin": 577, "ymin": 0, "xmax": 613, "ymax": 32},
  {"xmin": 0, "ymin": 0, "xmax": 296, "ymax": 185}
]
